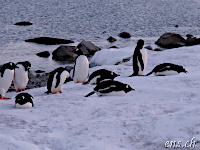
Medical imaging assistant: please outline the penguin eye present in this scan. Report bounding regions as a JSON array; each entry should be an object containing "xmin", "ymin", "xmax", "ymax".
[
  {"xmin": 22, "ymin": 96, "xmax": 25, "ymax": 99},
  {"xmin": 126, "ymin": 85, "xmax": 129, "ymax": 88},
  {"xmin": 10, "ymin": 62, "xmax": 12, "ymax": 66},
  {"xmin": 111, "ymin": 72, "xmax": 114, "ymax": 75}
]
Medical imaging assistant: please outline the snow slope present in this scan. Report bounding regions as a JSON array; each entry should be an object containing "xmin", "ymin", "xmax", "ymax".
[{"xmin": 1, "ymin": 45, "xmax": 200, "ymax": 150}]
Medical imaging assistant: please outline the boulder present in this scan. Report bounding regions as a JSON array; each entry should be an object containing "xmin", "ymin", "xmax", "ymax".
[
  {"xmin": 36, "ymin": 51, "xmax": 50, "ymax": 58},
  {"xmin": 118, "ymin": 32, "xmax": 131, "ymax": 38},
  {"xmin": 25, "ymin": 37, "xmax": 74, "ymax": 45},
  {"xmin": 155, "ymin": 32, "xmax": 186, "ymax": 48},
  {"xmin": 52, "ymin": 45, "xmax": 78, "ymax": 61},
  {"xmin": 14, "ymin": 21, "xmax": 33, "ymax": 26},
  {"xmin": 107, "ymin": 36, "xmax": 117, "ymax": 43},
  {"xmin": 76, "ymin": 41, "xmax": 101, "ymax": 55}
]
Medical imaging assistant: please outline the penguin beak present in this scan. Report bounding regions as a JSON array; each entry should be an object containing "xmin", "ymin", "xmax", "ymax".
[
  {"xmin": 116, "ymin": 74, "xmax": 120, "ymax": 76},
  {"xmin": 131, "ymin": 89, "xmax": 135, "ymax": 91},
  {"xmin": 15, "ymin": 66, "xmax": 19, "ymax": 68},
  {"xmin": 18, "ymin": 99, "xmax": 21, "ymax": 101},
  {"xmin": 185, "ymin": 70, "xmax": 188, "ymax": 74}
]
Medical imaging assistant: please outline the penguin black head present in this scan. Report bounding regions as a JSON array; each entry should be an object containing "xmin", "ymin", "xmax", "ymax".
[
  {"xmin": 178, "ymin": 66, "xmax": 188, "ymax": 74},
  {"xmin": 0, "ymin": 62, "xmax": 18, "ymax": 77},
  {"xmin": 15, "ymin": 93, "xmax": 34, "ymax": 108},
  {"xmin": 111, "ymin": 72, "xmax": 120, "ymax": 78},
  {"xmin": 124, "ymin": 84, "xmax": 135, "ymax": 93},
  {"xmin": 17, "ymin": 61, "xmax": 31, "ymax": 71},
  {"xmin": 137, "ymin": 39, "xmax": 144, "ymax": 47}
]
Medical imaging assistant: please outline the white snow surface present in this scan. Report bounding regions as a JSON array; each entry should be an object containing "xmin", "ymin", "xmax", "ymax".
[{"xmin": 1, "ymin": 45, "xmax": 200, "ymax": 150}]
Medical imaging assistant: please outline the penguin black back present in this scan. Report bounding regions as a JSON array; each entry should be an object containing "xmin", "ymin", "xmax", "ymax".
[
  {"xmin": 130, "ymin": 39, "xmax": 145, "ymax": 76},
  {"xmin": 83, "ymin": 69, "xmax": 119, "ymax": 85},
  {"xmin": 46, "ymin": 67, "xmax": 68, "ymax": 94}
]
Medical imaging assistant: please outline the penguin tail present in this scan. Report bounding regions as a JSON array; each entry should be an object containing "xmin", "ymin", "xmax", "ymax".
[
  {"xmin": 145, "ymin": 71, "xmax": 153, "ymax": 76},
  {"xmin": 85, "ymin": 91, "xmax": 95, "ymax": 97},
  {"xmin": 82, "ymin": 81, "xmax": 89, "ymax": 85}
]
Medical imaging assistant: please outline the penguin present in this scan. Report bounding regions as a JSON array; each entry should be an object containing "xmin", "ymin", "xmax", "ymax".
[
  {"xmin": 146, "ymin": 63, "xmax": 188, "ymax": 76},
  {"xmin": 0, "ymin": 62, "xmax": 18, "ymax": 99},
  {"xmin": 15, "ymin": 93, "xmax": 34, "ymax": 109},
  {"xmin": 72, "ymin": 55, "xmax": 89, "ymax": 83},
  {"xmin": 130, "ymin": 39, "xmax": 148, "ymax": 76},
  {"xmin": 85, "ymin": 79, "xmax": 135, "ymax": 97},
  {"xmin": 46, "ymin": 67, "xmax": 70, "ymax": 94},
  {"xmin": 83, "ymin": 69, "xmax": 120, "ymax": 85},
  {"xmin": 14, "ymin": 61, "xmax": 31, "ymax": 92}
]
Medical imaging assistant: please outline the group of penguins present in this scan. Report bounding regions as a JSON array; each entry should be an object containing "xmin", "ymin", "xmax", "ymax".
[{"xmin": 0, "ymin": 39, "xmax": 187, "ymax": 109}]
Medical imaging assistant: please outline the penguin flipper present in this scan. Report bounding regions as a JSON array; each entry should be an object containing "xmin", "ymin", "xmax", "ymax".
[
  {"xmin": 138, "ymin": 53, "xmax": 144, "ymax": 71},
  {"xmin": 85, "ymin": 91, "xmax": 95, "ymax": 97},
  {"xmin": 55, "ymin": 72, "xmax": 61, "ymax": 88}
]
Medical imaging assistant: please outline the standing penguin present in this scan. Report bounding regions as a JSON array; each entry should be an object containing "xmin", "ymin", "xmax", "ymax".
[
  {"xmin": 85, "ymin": 80, "xmax": 135, "ymax": 97},
  {"xmin": 130, "ymin": 39, "xmax": 147, "ymax": 76},
  {"xmin": 14, "ymin": 61, "xmax": 31, "ymax": 92},
  {"xmin": 0, "ymin": 62, "xmax": 18, "ymax": 99},
  {"xmin": 15, "ymin": 93, "xmax": 34, "ymax": 109},
  {"xmin": 46, "ymin": 67, "xmax": 70, "ymax": 94},
  {"xmin": 72, "ymin": 55, "xmax": 89, "ymax": 83},
  {"xmin": 146, "ymin": 63, "xmax": 188, "ymax": 76},
  {"xmin": 83, "ymin": 69, "xmax": 120, "ymax": 85}
]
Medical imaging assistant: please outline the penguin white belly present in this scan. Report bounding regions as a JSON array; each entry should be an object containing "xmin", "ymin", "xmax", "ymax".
[
  {"xmin": 0, "ymin": 70, "xmax": 14, "ymax": 97},
  {"xmin": 154, "ymin": 70, "xmax": 179, "ymax": 76},
  {"xmin": 138, "ymin": 48, "xmax": 147, "ymax": 75},
  {"xmin": 89, "ymin": 75, "xmax": 101, "ymax": 84},
  {"xmin": 73, "ymin": 55, "xmax": 89, "ymax": 83},
  {"xmin": 16, "ymin": 102, "xmax": 33, "ymax": 109},
  {"xmin": 96, "ymin": 91, "xmax": 126, "ymax": 96},
  {"xmin": 51, "ymin": 71, "xmax": 69, "ymax": 93},
  {"xmin": 14, "ymin": 65, "xmax": 28, "ymax": 90}
]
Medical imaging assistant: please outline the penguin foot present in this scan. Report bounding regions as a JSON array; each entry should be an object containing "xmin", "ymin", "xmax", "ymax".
[
  {"xmin": 59, "ymin": 91, "xmax": 62, "ymax": 94},
  {"xmin": 22, "ymin": 89, "xmax": 25, "ymax": 91},
  {"xmin": 52, "ymin": 92, "xmax": 57, "ymax": 94},
  {"xmin": 139, "ymin": 75, "xmax": 144, "ymax": 76},
  {"xmin": 0, "ymin": 96, "xmax": 9, "ymax": 100}
]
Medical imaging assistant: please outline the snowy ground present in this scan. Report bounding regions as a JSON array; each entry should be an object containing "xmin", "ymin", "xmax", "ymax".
[{"xmin": 1, "ymin": 45, "xmax": 200, "ymax": 150}]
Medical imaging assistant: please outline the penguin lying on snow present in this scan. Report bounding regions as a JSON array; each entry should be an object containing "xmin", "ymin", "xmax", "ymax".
[
  {"xmin": 83, "ymin": 69, "xmax": 120, "ymax": 85},
  {"xmin": 15, "ymin": 93, "xmax": 34, "ymax": 109},
  {"xmin": 14, "ymin": 61, "xmax": 31, "ymax": 92},
  {"xmin": 146, "ymin": 63, "xmax": 188, "ymax": 76},
  {"xmin": 85, "ymin": 79, "xmax": 135, "ymax": 97},
  {"xmin": 0, "ymin": 62, "xmax": 18, "ymax": 99},
  {"xmin": 72, "ymin": 55, "xmax": 89, "ymax": 83},
  {"xmin": 46, "ymin": 67, "xmax": 70, "ymax": 94},
  {"xmin": 130, "ymin": 39, "xmax": 148, "ymax": 76}
]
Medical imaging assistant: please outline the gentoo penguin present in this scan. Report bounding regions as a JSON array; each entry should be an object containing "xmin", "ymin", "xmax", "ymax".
[
  {"xmin": 146, "ymin": 63, "xmax": 188, "ymax": 76},
  {"xmin": 85, "ymin": 79, "xmax": 135, "ymax": 97},
  {"xmin": 14, "ymin": 61, "xmax": 31, "ymax": 92},
  {"xmin": 130, "ymin": 39, "xmax": 147, "ymax": 76},
  {"xmin": 46, "ymin": 67, "xmax": 70, "ymax": 94},
  {"xmin": 72, "ymin": 55, "xmax": 89, "ymax": 83},
  {"xmin": 83, "ymin": 69, "xmax": 120, "ymax": 85},
  {"xmin": 0, "ymin": 62, "xmax": 18, "ymax": 99},
  {"xmin": 15, "ymin": 93, "xmax": 34, "ymax": 109}
]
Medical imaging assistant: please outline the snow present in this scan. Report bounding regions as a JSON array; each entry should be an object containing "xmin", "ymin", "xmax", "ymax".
[{"xmin": 1, "ymin": 45, "xmax": 200, "ymax": 150}]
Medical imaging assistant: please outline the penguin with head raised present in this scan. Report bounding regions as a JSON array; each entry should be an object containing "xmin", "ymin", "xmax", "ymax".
[
  {"xmin": 0, "ymin": 62, "xmax": 18, "ymax": 99},
  {"xmin": 14, "ymin": 61, "xmax": 31, "ymax": 92},
  {"xmin": 130, "ymin": 39, "xmax": 148, "ymax": 77},
  {"xmin": 85, "ymin": 79, "xmax": 135, "ymax": 97},
  {"xmin": 146, "ymin": 63, "xmax": 188, "ymax": 76},
  {"xmin": 15, "ymin": 93, "xmax": 34, "ymax": 109},
  {"xmin": 72, "ymin": 55, "xmax": 89, "ymax": 83},
  {"xmin": 46, "ymin": 67, "xmax": 70, "ymax": 94},
  {"xmin": 83, "ymin": 69, "xmax": 120, "ymax": 85}
]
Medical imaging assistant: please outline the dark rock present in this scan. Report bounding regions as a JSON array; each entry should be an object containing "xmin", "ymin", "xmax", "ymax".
[
  {"xmin": 25, "ymin": 37, "xmax": 74, "ymax": 45},
  {"xmin": 109, "ymin": 46, "xmax": 118, "ymax": 49},
  {"xmin": 155, "ymin": 32, "xmax": 186, "ymax": 49},
  {"xmin": 36, "ymin": 51, "xmax": 50, "ymax": 58},
  {"xmin": 76, "ymin": 41, "xmax": 101, "ymax": 55},
  {"xmin": 145, "ymin": 45, "xmax": 153, "ymax": 50},
  {"xmin": 107, "ymin": 36, "xmax": 117, "ymax": 43},
  {"xmin": 35, "ymin": 70, "xmax": 45, "ymax": 73},
  {"xmin": 175, "ymin": 25, "xmax": 178, "ymax": 28},
  {"xmin": 154, "ymin": 48, "xmax": 163, "ymax": 51},
  {"xmin": 118, "ymin": 32, "xmax": 131, "ymax": 38},
  {"xmin": 185, "ymin": 34, "xmax": 200, "ymax": 46},
  {"xmin": 52, "ymin": 45, "xmax": 78, "ymax": 61},
  {"xmin": 14, "ymin": 21, "xmax": 33, "ymax": 26}
]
